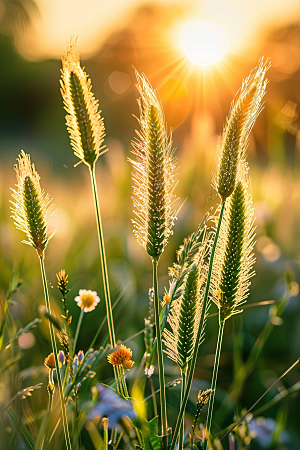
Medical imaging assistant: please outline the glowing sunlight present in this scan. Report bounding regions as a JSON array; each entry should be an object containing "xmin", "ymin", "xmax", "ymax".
[{"xmin": 180, "ymin": 19, "xmax": 230, "ymax": 66}]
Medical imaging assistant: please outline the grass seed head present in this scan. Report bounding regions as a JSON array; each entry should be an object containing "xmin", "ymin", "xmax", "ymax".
[
  {"xmin": 212, "ymin": 180, "xmax": 255, "ymax": 322},
  {"xmin": 216, "ymin": 58, "xmax": 270, "ymax": 200},
  {"xmin": 163, "ymin": 264, "xmax": 203, "ymax": 372},
  {"xmin": 129, "ymin": 71, "xmax": 178, "ymax": 261},
  {"xmin": 11, "ymin": 150, "xmax": 55, "ymax": 258},
  {"xmin": 61, "ymin": 37, "xmax": 106, "ymax": 168},
  {"xmin": 57, "ymin": 269, "xmax": 70, "ymax": 297}
]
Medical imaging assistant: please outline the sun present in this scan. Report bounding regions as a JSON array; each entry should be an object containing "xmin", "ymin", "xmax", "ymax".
[{"xmin": 180, "ymin": 19, "xmax": 230, "ymax": 66}]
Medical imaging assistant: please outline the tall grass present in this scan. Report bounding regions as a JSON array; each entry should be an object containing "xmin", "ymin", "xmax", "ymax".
[{"xmin": 1, "ymin": 42, "xmax": 298, "ymax": 450}]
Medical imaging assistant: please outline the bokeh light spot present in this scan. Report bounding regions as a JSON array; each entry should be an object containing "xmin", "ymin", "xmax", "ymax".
[
  {"xmin": 108, "ymin": 71, "xmax": 131, "ymax": 94},
  {"xmin": 180, "ymin": 19, "xmax": 230, "ymax": 66},
  {"xmin": 18, "ymin": 332, "xmax": 36, "ymax": 349}
]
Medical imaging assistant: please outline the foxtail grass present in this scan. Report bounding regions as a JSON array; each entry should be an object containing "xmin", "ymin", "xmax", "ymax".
[
  {"xmin": 60, "ymin": 39, "xmax": 118, "ymax": 387},
  {"xmin": 215, "ymin": 58, "xmax": 270, "ymax": 200},
  {"xmin": 205, "ymin": 179, "xmax": 255, "ymax": 442},
  {"xmin": 10, "ymin": 151, "xmax": 72, "ymax": 450},
  {"xmin": 170, "ymin": 59, "xmax": 269, "ymax": 450},
  {"xmin": 163, "ymin": 264, "xmax": 203, "ymax": 449},
  {"xmin": 129, "ymin": 71, "xmax": 178, "ymax": 440}
]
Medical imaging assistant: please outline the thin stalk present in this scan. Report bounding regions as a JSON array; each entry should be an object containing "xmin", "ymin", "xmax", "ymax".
[
  {"xmin": 205, "ymin": 320, "xmax": 225, "ymax": 443},
  {"xmin": 89, "ymin": 166, "xmax": 116, "ymax": 348},
  {"xmin": 90, "ymin": 167, "xmax": 119, "ymax": 391},
  {"xmin": 149, "ymin": 377, "xmax": 158, "ymax": 418},
  {"xmin": 115, "ymin": 365, "xmax": 125, "ymax": 397},
  {"xmin": 48, "ymin": 377, "xmax": 54, "ymax": 412},
  {"xmin": 39, "ymin": 256, "xmax": 72, "ymax": 450},
  {"xmin": 120, "ymin": 367, "xmax": 129, "ymax": 397},
  {"xmin": 73, "ymin": 308, "xmax": 84, "ymax": 355},
  {"xmin": 170, "ymin": 201, "xmax": 226, "ymax": 450},
  {"xmin": 88, "ymin": 281, "xmax": 131, "ymax": 350},
  {"xmin": 113, "ymin": 431, "xmax": 124, "ymax": 450},
  {"xmin": 179, "ymin": 371, "xmax": 186, "ymax": 450},
  {"xmin": 153, "ymin": 259, "xmax": 168, "ymax": 439},
  {"xmin": 103, "ymin": 418, "xmax": 108, "ymax": 450},
  {"xmin": 219, "ymin": 356, "xmax": 300, "ymax": 442}
]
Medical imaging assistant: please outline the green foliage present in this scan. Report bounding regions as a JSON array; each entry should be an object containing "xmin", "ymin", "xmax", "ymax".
[
  {"xmin": 67, "ymin": 345, "xmax": 111, "ymax": 396},
  {"xmin": 6, "ymin": 406, "xmax": 35, "ymax": 450},
  {"xmin": 143, "ymin": 417, "xmax": 163, "ymax": 450},
  {"xmin": 4, "ymin": 318, "xmax": 41, "ymax": 349}
]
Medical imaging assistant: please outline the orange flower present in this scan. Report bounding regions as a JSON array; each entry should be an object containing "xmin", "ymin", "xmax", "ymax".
[
  {"xmin": 44, "ymin": 353, "xmax": 56, "ymax": 369},
  {"xmin": 44, "ymin": 351, "xmax": 65, "ymax": 369},
  {"xmin": 75, "ymin": 289, "xmax": 100, "ymax": 312},
  {"xmin": 163, "ymin": 294, "xmax": 171, "ymax": 305},
  {"xmin": 107, "ymin": 345, "xmax": 135, "ymax": 370}
]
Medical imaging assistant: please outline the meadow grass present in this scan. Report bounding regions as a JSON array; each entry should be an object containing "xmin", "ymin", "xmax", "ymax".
[{"xmin": 1, "ymin": 42, "xmax": 299, "ymax": 450}]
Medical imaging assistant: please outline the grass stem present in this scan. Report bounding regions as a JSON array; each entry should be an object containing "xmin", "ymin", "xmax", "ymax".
[
  {"xmin": 103, "ymin": 418, "xmax": 108, "ymax": 450},
  {"xmin": 39, "ymin": 256, "xmax": 72, "ymax": 450},
  {"xmin": 170, "ymin": 200, "xmax": 226, "ymax": 450},
  {"xmin": 205, "ymin": 320, "xmax": 225, "ymax": 443},
  {"xmin": 120, "ymin": 367, "xmax": 129, "ymax": 397},
  {"xmin": 73, "ymin": 308, "xmax": 84, "ymax": 355},
  {"xmin": 90, "ymin": 166, "xmax": 116, "ymax": 348},
  {"xmin": 152, "ymin": 259, "xmax": 168, "ymax": 440},
  {"xmin": 179, "ymin": 371, "xmax": 186, "ymax": 450},
  {"xmin": 89, "ymin": 166, "xmax": 119, "ymax": 390}
]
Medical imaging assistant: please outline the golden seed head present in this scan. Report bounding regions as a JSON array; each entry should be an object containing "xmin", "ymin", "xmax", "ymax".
[
  {"xmin": 197, "ymin": 388, "xmax": 212, "ymax": 409},
  {"xmin": 61, "ymin": 37, "xmax": 106, "ymax": 168},
  {"xmin": 10, "ymin": 150, "xmax": 55, "ymax": 257},
  {"xmin": 56, "ymin": 269, "xmax": 70, "ymax": 296},
  {"xmin": 129, "ymin": 70, "xmax": 178, "ymax": 261},
  {"xmin": 215, "ymin": 58, "xmax": 270, "ymax": 200},
  {"xmin": 163, "ymin": 264, "xmax": 204, "ymax": 371},
  {"xmin": 107, "ymin": 344, "xmax": 135, "ymax": 370},
  {"xmin": 212, "ymin": 179, "xmax": 256, "ymax": 322}
]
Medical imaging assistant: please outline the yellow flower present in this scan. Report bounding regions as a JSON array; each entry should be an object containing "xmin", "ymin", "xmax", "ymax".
[
  {"xmin": 107, "ymin": 345, "xmax": 135, "ymax": 370},
  {"xmin": 75, "ymin": 289, "xmax": 100, "ymax": 312}
]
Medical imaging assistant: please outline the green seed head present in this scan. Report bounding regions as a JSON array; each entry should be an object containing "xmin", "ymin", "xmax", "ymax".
[
  {"xmin": 129, "ymin": 71, "xmax": 178, "ymax": 261},
  {"xmin": 11, "ymin": 151, "xmax": 55, "ymax": 258},
  {"xmin": 61, "ymin": 38, "xmax": 106, "ymax": 168},
  {"xmin": 163, "ymin": 264, "xmax": 203, "ymax": 372},
  {"xmin": 212, "ymin": 180, "xmax": 255, "ymax": 322},
  {"xmin": 216, "ymin": 58, "xmax": 270, "ymax": 200}
]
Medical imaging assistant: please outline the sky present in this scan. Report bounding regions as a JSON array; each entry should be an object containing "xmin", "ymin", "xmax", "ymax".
[{"xmin": 18, "ymin": 0, "xmax": 300, "ymax": 61}]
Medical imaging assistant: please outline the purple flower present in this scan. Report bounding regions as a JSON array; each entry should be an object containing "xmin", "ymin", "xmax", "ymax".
[{"xmin": 88, "ymin": 384, "xmax": 136, "ymax": 427}]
